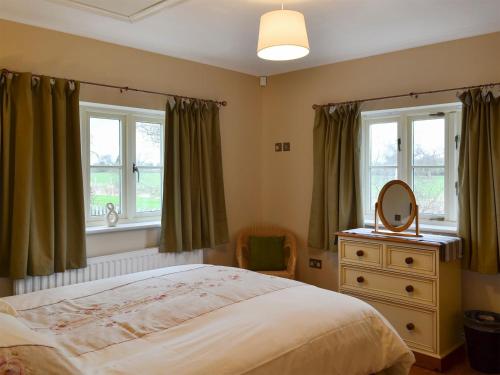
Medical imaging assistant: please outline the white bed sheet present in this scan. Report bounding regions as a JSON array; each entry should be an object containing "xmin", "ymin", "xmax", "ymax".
[{"xmin": 2, "ymin": 265, "xmax": 414, "ymax": 375}]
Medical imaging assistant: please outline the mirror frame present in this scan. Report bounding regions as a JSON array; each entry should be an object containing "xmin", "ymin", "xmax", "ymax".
[{"xmin": 376, "ymin": 180, "xmax": 417, "ymax": 233}]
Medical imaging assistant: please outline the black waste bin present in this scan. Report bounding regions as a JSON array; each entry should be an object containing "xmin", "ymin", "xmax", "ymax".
[{"xmin": 464, "ymin": 310, "xmax": 500, "ymax": 373}]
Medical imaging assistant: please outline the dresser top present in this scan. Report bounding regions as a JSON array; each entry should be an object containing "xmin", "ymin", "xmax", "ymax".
[{"xmin": 337, "ymin": 228, "xmax": 462, "ymax": 262}]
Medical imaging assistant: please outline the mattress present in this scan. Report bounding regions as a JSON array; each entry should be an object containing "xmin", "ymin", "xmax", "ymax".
[{"xmin": 1, "ymin": 264, "xmax": 414, "ymax": 374}]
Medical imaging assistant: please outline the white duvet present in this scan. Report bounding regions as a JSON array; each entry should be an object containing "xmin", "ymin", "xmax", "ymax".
[{"xmin": 1, "ymin": 264, "xmax": 414, "ymax": 375}]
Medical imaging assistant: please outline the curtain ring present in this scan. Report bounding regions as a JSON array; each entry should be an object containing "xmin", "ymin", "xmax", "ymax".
[
  {"xmin": 181, "ymin": 98, "xmax": 186, "ymax": 110},
  {"xmin": 485, "ymin": 90, "xmax": 493, "ymax": 103},
  {"xmin": 166, "ymin": 96, "xmax": 175, "ymax": 110},
  {"xmin": 31, "ymin": 76, "xmax": 40, "ymax": 87},
  {"xmin": 2, "ymin": 72, "xmax": 14, "ymax": 82}
]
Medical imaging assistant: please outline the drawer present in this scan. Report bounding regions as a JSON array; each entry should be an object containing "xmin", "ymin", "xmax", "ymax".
[
  {"xmin": 339, "ymin": 240, "xmax": 382, "ymax": 268},
  {"xmin": 364, "ymin": 297, "xmax": 436, "ymax": 354},
  {"xmin": 385, "ymin": 246, "xmax": 437, "ymax": 276},
  {"xmin": 340, "ymin": 266, "xmax": 436, "ymax": 306}
]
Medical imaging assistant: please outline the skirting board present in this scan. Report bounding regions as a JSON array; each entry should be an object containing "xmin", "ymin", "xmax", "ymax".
[{"xmin": 413, "ymin": 345, "xmax": 465, "ymax": 372}]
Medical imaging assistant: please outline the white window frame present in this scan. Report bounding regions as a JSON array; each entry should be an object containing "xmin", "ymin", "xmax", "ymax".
[
  {"xmin": 361, "ymin": 103, "xmax": 462, "ymax": 228},
  {"xmin": 80, "ymin": 102, "xmax": 165, "ymax": 226}
]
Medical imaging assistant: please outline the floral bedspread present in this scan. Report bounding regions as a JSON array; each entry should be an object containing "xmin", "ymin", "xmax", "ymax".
[{"xmin": 16, "ymin": 266, "xmax": 300, "ymax": 357}]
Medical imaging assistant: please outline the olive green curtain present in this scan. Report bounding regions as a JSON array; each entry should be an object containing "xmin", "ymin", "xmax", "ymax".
[
  {"xmin": 458, "ymin": 89, "xmax": 500, "ymax": 273},
  {"xmin": 308, "ymin": 104, "xmax": 363, "ymax": 250},
  {"xmin": 160, "ymin": 99, "xmax": 229, "ymax": 252},
  {"xmin": 0, "ymin": 72, "xmax": 86, "ymax": 279}
]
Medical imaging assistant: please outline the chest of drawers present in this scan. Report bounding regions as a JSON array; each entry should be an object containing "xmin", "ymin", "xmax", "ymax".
[{"xmin": 337, "ymin": 230, "xmax": 462, "ymax": 371}]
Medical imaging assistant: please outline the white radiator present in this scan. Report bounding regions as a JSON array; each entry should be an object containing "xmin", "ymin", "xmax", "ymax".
[{"xmin": 13, "ymin": 248, "xmax": 203, "ymax": 295}]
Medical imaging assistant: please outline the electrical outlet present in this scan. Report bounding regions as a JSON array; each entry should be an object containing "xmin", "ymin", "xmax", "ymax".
[
  {"xmin": 309, "ymin": 258, "xmax": 322, "ymax": 269},
  {"xmin": 275, "ymin": 142, "xmax": 282, "ymax": 152},
  {"xmin": 283, "ymin": 142, "xmax": 290, "ymax": 151}
]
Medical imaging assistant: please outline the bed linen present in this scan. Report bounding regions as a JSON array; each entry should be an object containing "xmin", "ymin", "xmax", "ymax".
[
  {"xmin": 0, "ymin": 311, "xmax": 81, "ymax": 374},
  {"xmin": 1, "ymin": 264, "xmax": 414, "ymax": 375}
]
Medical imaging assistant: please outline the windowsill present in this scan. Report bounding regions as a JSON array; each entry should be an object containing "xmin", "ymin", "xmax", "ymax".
[
  {"xmin": 364, "ymin": 219, "xmax": 457, "ymax": 236},
  {"xmin": 86, "ymin": 221, "xmax": 161, "ymax": 235}
]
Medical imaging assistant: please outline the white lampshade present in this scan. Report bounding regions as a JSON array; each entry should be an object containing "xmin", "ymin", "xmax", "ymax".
[{"xmin": 257, "ymin": 9, "xmax": 310, "ymax": 61}]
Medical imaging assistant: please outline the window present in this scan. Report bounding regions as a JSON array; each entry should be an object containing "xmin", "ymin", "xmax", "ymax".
[
  {"xmin": 411, "ymin": 117, "xmax": 447, "ymax": 216},
  {"xmin": 362, "ymin": 104, "xmax": 461, "ymax": 226},
  {"xmin": 81, "ymin": 103, "xmax": 164, "ymax": 225},
  {"xmin": 367, "ymin": 121, "xmax": 398, "ymax": 211},
  {"xmin": 135, "ymin": 122, "xmax": 163, "ymax": 213}
]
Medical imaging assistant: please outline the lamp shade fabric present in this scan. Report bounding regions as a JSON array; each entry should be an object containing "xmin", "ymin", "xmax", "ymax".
[{"xmin": 257, "ymin": 9, "xmax": 309, "ymax": 61}]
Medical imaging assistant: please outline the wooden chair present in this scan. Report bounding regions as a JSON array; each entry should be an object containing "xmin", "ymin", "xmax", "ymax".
[{"xmin": 236, "ymin": 225, "xmax": 297, "ymax": 279}]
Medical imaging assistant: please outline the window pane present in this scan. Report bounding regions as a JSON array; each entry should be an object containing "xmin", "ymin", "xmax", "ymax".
[
  {"xmin": 413, "ymin": 167, "xmax": 445, "ymax": 215},
  {"xmin": 90, "ymin": 167, "xmax": 121, "ymax": 216},
  {"xmin": 90, "ymin": 117, "xmax": 121, "ymax": 166},
  {"xmin": 136, "ymin": 169, "xmax": 162, "ymax": 213},
  {"xmin": 413, "ymin": 119, "xmax": 445, "ymax": 166},
  {"xmin": 136, "ymin": 122, "xmax": 161, "ymax": 167},
  {"xmin": 370, "ymin": 122, "xmax": 398, "ymax": 166},
  {"xmin": 370, "ymin": 167, "xmax": 398, "ymax": 210}
]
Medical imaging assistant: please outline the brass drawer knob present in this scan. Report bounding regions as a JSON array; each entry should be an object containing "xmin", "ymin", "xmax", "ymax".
[
  {"xmin": 405, "ymin": 285, "xmax": 414, "ymax": 293},
  {"xmin": 405, "ymin": 257, "xmax": 414, "ymax": 265},
  {"xmin": 356, "ymin": 250, "xmax": 364, "ymax": 257},
  {"xmin": 406, "ymin": 323, "xmax": 415, "ymax": 331},
  {"xmin": 356, "ymin": 276, "xmax": 365, "ymax": 283}
]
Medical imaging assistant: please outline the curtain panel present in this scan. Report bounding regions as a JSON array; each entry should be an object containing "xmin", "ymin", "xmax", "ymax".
[
  {"xmin": 0, "ymin": 72, "xmax": 86, "ymax": 279},
  {"xmin": 308, "ymin": 104, "xmax": 363, "ymax": 251},
  {"xmin": 160, "ymin": 99, "xmax": 229, "ymax": 252},
  {"xmin": 458, "ymin": 89, "xmax": 500, "ymax": 273}
]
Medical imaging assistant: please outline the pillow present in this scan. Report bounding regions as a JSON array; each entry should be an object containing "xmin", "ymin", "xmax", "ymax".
[
  {"xmin": 0, "ymin": 313, "xmax": 82, "ymax": 374},
  {"xmin": 249, "ymin": 236, "xmax": 286, "ymax": 271}
]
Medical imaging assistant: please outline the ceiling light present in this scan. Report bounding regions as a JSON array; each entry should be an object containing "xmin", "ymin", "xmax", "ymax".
[{"xmin": 257, "ymin": 5, "xmax": 310, "ymax": 61}]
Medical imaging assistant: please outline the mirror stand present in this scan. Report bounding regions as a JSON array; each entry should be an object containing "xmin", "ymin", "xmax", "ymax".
[{"xmin": 373, "ymin": 202, "xmax": 422, "ymax": 237}]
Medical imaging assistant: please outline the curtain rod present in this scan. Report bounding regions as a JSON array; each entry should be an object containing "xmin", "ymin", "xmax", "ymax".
[
  {"xmin": 1, "ymin": 69, "xmax": 228, "ymax": 107},
  {"xmin": 312, "ymin": 81, "xmax": 500, "ymax": 110}
]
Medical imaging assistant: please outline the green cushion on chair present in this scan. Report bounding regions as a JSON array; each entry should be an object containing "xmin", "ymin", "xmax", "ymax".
[{"xmin": 248, "ymin": 236, "xmax": 286, "ymax": 271}]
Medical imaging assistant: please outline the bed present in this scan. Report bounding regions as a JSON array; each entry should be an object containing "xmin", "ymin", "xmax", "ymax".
[{"xmin": 0, "ymin": 264, "xmax": 414, "ymax": 374}]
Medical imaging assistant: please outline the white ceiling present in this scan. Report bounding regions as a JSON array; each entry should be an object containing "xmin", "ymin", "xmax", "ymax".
[
  {"xmin": 63, "ymin": 0, "xmax": 163, "ymax": 17},
  {"xmin": 49, "ymin": 0, "xmax": 175, "ymax": 21},
  {"xmin": 1, "ymin": 0, "xmax": 500, "ymax": 76}
]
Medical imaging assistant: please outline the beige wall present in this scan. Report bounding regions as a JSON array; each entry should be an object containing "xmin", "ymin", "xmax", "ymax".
[
  {"xmin": 1, "ymin": 19, "xmax": 500, "ymax": 312},
  {"xmin": 261, "ymin": 31, "xmax": 500, "ymax": 312},
  {"xmin": 0, "ymin": 19, "xmax": 263, "ymax": 296}
]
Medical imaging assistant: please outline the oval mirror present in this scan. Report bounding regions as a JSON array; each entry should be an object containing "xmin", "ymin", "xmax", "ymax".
[{"xmin": 377, "ymin": 180, "xmax": 417, "ymax": 233}]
